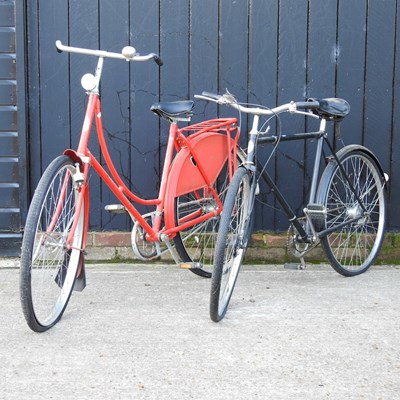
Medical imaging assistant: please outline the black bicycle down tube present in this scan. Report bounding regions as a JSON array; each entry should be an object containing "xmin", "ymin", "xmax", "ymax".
[{"xmin": 256, "ymin": 160, "xmax": 309, "ymax": 241}]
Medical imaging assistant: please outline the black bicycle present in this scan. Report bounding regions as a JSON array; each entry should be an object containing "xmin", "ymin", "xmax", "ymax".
[{"xmin": 195, "ymin": 92, "xmax": 388, "ymax": 322}]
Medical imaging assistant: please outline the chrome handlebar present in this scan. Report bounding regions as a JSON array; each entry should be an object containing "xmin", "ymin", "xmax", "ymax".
[{"xmin": 55, "ymin": 40, "xmax": 163, "ymax": 66}]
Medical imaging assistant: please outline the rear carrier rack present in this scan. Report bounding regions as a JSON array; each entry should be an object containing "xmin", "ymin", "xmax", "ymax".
[{"xmin": 179, "ymin": 118, "xmax": 239, "ymax": 140}]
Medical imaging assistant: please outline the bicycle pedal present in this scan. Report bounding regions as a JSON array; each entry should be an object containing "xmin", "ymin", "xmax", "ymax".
[
  {"xmin": 305, "ymin": 203, "xmax": 326, "ymax": 220},
  {"xmin": 284, "ymin": 262, "xmax": 306, "ymax": 270},
  {"xmin": 180, "ymin": 262, "xmax": 202, "ymax": 270},
  {"xmin": 105, "ymin": 204, "xmax": 127, "ymax": 214}
]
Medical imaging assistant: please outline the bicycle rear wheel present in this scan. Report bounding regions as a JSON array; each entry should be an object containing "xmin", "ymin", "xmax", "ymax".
[
  {"xmin": 20, "ymin": 155, "xmax": 86, "ymax": 332},
  {"xmin": 210, "ymin": 167, "xmax": 252, "ymax": 322},
  {"xmin": 173, "ymin": 149, "xmax": 246, "ymax": 278},
  {"xmin": 316, "ymin": 149, "xmax": 386, "ymax": 276}
]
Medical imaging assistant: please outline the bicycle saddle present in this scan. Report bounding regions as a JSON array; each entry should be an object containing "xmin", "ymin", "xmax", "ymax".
[
  {"xmin": 309, "ymin": 98, "xmax": 350, "ymax": 121},
  {"xmin": 151, "ymin": 100, "xmax": 194, "ymax": 121}
]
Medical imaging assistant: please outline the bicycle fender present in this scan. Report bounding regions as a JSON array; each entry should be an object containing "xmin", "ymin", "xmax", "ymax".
[
  {"xmin": 63, "ymin": 149, "xmax": 86, "ymax": 167},
  {"xmin": 317, "ymin": 144, "xmax": 388, "ymax": 205},
  {"xmin": 332, "ymin": 144, "xmax": 387, "ymax": 183},
  {"xmin": 63, "ymin": 148, "xmax": 91, "ymax": 270},
  {"xmin": 164, "ymin": 133, "xmax": 235, "ymax": 230}
]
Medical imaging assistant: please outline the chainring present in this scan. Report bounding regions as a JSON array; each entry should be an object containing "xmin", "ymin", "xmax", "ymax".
[{"xmin": 287, "ymin": 218, "xmax": 318, "ymax": 258}]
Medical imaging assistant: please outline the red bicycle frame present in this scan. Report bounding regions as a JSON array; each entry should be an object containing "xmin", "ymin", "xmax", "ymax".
[
  {"xmin": 64, "ymin": 93, "xmax": 239, "ymax": 250},
  {"xmin": 54, "ymin": 41, "xmax": 240, "ymax": 256}
]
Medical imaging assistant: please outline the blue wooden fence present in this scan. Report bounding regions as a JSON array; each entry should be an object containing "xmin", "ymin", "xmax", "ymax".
[{"xmin": 22, "ymin": 0, "xmax": 400, "ymax": 233}]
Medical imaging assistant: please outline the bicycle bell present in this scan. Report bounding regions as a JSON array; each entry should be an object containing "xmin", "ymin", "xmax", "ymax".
[{"xmin": 122, "ymin": 46, "xmax": 136, "ymax": 59}]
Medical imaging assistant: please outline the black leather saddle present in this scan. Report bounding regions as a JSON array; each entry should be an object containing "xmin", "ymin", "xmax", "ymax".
[
  {"xmin": 151, "ymin": 101, "xmax": 194, "ymax": 121},
  {"xmin": 309, "ymin": 98, "xmax": 350, "ymax": 121}
]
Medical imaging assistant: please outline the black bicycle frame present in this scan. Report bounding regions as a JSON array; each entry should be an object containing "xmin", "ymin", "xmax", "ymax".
[
  {"xmin": 256, "ymin": 130, "xmax": 324, "ymax": 241},
  {"xmin": 251, "ymin": 123, "xmax": 372, "ymax": 242}
]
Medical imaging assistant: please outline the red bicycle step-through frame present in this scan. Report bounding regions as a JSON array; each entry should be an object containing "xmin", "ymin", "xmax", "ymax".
[{"xmin": 62, "ymin": 93, "xmax": 240, "ymax": 253}]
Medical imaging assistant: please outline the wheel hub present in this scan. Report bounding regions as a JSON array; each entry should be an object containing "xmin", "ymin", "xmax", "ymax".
[{"xmin": 347, "ymin": 204, "xmax": 363, "ymax": 220}]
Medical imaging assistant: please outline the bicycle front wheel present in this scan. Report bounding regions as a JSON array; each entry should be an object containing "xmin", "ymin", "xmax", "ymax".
[
  {"xmin": 316, "ymin": 149, "xmax": 386, "ymax": 276},
  {"xmin": 173, "ymin": 149, "xmax": 246, "ymax": 278},
  {"xmin": 20, "ymin": 155, "xmax": 86, "ymax": 332},
  {"xmin": 210, "ymin": 167, "xmax": 252, "ymax": 322}
]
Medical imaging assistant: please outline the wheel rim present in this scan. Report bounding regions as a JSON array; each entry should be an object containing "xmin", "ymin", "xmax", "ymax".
[
  {"xmin": 323, "ymin": 154, "xmax": 385, "ymax": 272},
  {"xmin": 30, "ymin": 164, "xmax": 84, "ymax": 327},
  {"xmin": 218, "ymin": 173, "xmax": 250, "ymax": 315},
  {"xmin": 176, "ymin": 195, "xmax": 221, "ymax": 269}
]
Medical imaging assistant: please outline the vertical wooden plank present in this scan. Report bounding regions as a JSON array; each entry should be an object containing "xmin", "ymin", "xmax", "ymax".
[
  {"xmin": 307, "ymin": 0, "xmax": 337, "ymax": 96},
  {"xmin": 0, "ymin": 0, "xmax": 21, "ymax": 248},
  {"xmin": 275, "ymin": 0, "xmax": 308, "ymax": 230},
  {"xmin": 248, "ymin": 0, "xmax": 279, "ymax": 230},
  {"xmin": 26, "ymin": 0, "xmax": 69, "ymax": 212},
  {"xmin": 129, "ymin": 0, "xmax": 161, "ymax": 207},
  {"xmin": 189, "ymin": 0, "xmax": 219, "ymax": 123},
  {"xmin": 155, "ymin": 0, "xmax": 190, "ymax": 214},
  {"xmin": 160, "ymin": 0, "xmax": 189, "ymax": 101},
  {"xmin": 12, "ymin": 2, "xmax": 30, "ymax": 234},
  {"xmin": 248, "ymin": 0, "xmax": 278, "ymax": 106},
  {"xmin": 389, "ymin": 0, "xmax": 400, "ymax": 229},
  {"xmin": 26, "ymin": 0, "xmax": 41, "ymax": 191},
  {"xmin": 363, "ymin": 0, "xmax": 396, "ymax": 174},
  {"xmin": 37, "ymin": 0, "xmax": 70, "ymax": 169},
  {"xmin": 99, "ymin": 0, "xmax": 130, "ymax": 231},
  {"xmin": 219, "ymin": 0, "xmax": 249, "ymax": 123},
  {"xmin": 68, "ymin": 2, "xmax": 100, "ymax": 148},
  {"xmin": 15, "ymin": 0, "xmax": 29, "ymax": 227},
  {"xmin": 306, "ymin": 0, "xmax": 337, "ymax": 208},
  {"xmin": 336, "ymin": 0, "xmax": 367, "ymax": 145},
  {"xmin": 68, "ymin": 1, "xmax": 101, "ymax": 229}
]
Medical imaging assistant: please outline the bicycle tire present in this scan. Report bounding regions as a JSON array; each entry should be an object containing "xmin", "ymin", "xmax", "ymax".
[
  {"xmin": 20, "ymin": 155, "xmax": 86, "ymax": 332},
  {"xmin": 316, "ymin": 149, "xmax": 386, "ymax": 276},
  {"xmin": 173, "ymin": 149, "xmax": 246, "ymax": 278},
  {"xmin": 210, "ymin": 167, "xmax": 252, "ymax": 322}
]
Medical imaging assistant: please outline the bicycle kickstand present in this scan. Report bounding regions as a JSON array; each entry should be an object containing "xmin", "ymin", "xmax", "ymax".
[
  {"xmin": 160, "ymin": 233, "xmax": 185, "ymax": 266},
  {"xmin": 160, "ymin": 233, "xmax": 206, "ymax": 272}
]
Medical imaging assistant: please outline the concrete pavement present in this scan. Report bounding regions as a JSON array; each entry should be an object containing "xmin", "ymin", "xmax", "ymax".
[{"xmin": 1, "ymin": 260, "xmax": 400, "ymax": 399}]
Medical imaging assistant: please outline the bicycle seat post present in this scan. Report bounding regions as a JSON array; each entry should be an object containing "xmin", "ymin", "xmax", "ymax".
[{"xmin": 244, "ymin": 114, "xmax": 260, "ymax": 166}]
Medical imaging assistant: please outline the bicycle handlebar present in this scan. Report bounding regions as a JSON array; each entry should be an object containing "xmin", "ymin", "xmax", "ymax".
[
  {"xmin": 55, "ymin": 40, "xmax": 163, "ymax": 66},
  {"xmin": 199, "ymin": 91, "xmax": 222, "ymax": 101},
  {"xmin": 195, "ymin": 91, "xmax": 320, "ymax": 117}
]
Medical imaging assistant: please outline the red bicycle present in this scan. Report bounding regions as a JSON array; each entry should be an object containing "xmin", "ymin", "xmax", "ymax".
[{"xmin": 20, "ymin": 41, "xmax": 244, "ymax": 332}]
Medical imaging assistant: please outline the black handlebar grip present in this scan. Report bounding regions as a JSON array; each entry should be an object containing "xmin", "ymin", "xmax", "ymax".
[
  {"xmin": 154, "ymin": 56, "xmax": 163, "ymax": 66},
  {"xmin": 296, "ymin": 100, "xmax": 320, "ymax": 110}
]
